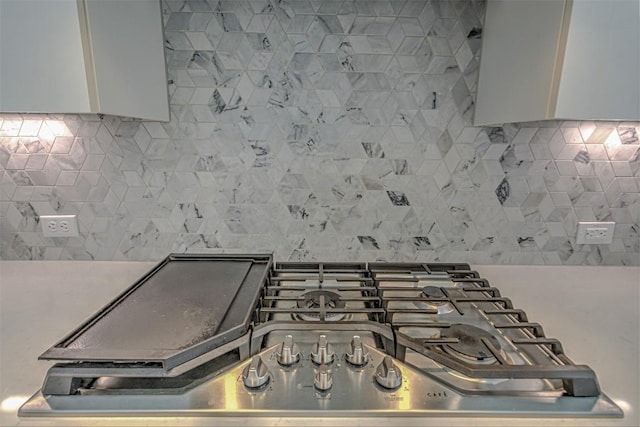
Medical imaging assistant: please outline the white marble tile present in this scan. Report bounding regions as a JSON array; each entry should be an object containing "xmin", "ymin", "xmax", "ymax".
[{"xmin": 0, "ymin": 0, "xmax": 638, "ymax": 265}]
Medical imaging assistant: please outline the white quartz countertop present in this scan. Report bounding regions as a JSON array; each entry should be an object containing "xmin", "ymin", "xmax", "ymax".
[{"xmin": 0, "ymin": 261, "xmax": 638, "ymax": 427}]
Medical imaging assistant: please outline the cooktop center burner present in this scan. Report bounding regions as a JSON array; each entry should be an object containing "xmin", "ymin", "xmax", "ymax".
[
  {"xmin": 296, "ymin": 289, "xmax": 347, "ymax": 321},
  {"xmin": 441, "ymin": 324, "xmax": 501, "ymax": 364}
]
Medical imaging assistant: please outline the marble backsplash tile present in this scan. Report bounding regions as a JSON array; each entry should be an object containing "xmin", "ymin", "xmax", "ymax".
[{"xmin": 0, "ymin": 0, "xmax": 638, "ymax": 265}]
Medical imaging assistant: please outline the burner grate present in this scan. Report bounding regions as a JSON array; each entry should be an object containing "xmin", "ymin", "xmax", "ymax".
[
  {"xmin": 365, "ymin": 263, "xmax": 603, "ymax": 397},
  {"xmin": 252, "ymin": 261, "xmax": 606, "ymax": 397},
  {"xmin": 259, "ymin": 262, "xmax": 384, "ymax": 323}
]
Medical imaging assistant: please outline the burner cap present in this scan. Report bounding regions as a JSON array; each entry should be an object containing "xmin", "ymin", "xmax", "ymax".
[
  {"xmin": 422, "ymin": 286, "xmax": 445, "ymax": 298},
  {"xmin": 296, "ymin": 290, "xmax": 345, "ymax": 321},
  {"xmin": 441, "ymin": 324, "xmax": 501, "ymax": 361}
]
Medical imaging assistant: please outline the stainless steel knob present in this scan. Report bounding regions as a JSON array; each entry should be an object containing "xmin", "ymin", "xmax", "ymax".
[
  {"xmin": 345, "ymin": 335, "xmax": 369, "ymax": 367},
  {"xmin": 314, "ymin": 364, "xmax": 333, "ymax": 391},
  {"xmin": 375, "ymin": 356, "xmax": 402, "ymax": 390},
  {"xmin": 242, "ymin": 355, "xmax": 270, "ymax": 389},
  {"xmin": 311, "ymin": 335, "xmax": 335, "ymax": 365},
  {"xmin": 276, "ymin": 335, "xmax": 301, "ymax": 366}
]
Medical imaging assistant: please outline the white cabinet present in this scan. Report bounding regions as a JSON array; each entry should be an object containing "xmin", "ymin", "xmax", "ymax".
[
  {"xmin": 0, "ymin": 0, "xmax": 92, "ymax": 113},
  {"xmin": 0, "ymin": 0, "xmax": 170, "ymax": 122},
  {"xmin": 474, "ymin": 0, "xmax": 640, "ymax": 126}
]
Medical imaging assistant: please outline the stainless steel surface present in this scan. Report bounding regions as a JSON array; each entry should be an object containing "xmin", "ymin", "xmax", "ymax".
[
  {"xmin": 375, "ymin": 356, "xmax": 403, "ymax": 390},
  {"xmin": 276, "ymin": 335, "xmax": 301, "ymax": 366},
  {"xmin": 345, "ymin": 336, "xmax": 368, "ymax": 367},
  {"xmin": 241, "ymin": 356, "xmax": 270, "ymax": 389},
  {"xmin": 18, "ymin": 340, "xmax": 623, "ymax": 417},
  {"xmin": 310, "ymin": 335, "xmax": 335, "ymax": 365},
  {"xmin": 3, "ymin": 261, "xmax": 638, "ymax": 427},
  {"xmin": 313, "ymin": 364, "xmax": 333, "ymax": 391},
  {"xmin": 15, "ymin": 260, "xmax": 628, "ymax": 420}
]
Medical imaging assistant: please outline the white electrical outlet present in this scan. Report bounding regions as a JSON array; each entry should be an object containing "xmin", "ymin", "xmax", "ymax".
[
  {"xmin": 40, "ymin": 215, "xmax": 79, "ymax": 237},
  {"xmin": 576, "ymin": 221, "xmax": 615, "ymax": 244}
]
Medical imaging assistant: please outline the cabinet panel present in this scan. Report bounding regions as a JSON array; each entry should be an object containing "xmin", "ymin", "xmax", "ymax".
[
  {"xmin": 474, "ymin": 0, "xmax": 567, "ymax": 126},
  {"xmin": 474, "ymin": 0, "xmax": 640, "ymax": 126},
  {"xmin": 0, "ymin": 0, "xmax": 91, "ymax": 113},
  {"xmin": 0, "ymin": 0, "xmax": 169, "ymax": 121},
  {"xmin": 555, "ymin": 0, "xmax": 640, "ymax": 120},
  {"xmin": 85, "ymin": 0, "xmax": 170, "ymax": 121}
]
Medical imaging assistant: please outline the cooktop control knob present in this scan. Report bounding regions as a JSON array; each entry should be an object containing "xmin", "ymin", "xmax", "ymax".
[
  {"xmin": 314, "ymin": 364, "xmax": 333, "ymax": 391},
  {"xmin": 345, "ymin": 335, "xmax": 369, "ymax": 367},
  {"xmin": 276, "ymin": 335, "xmax": 301, "ymax": 366},
  {"xmin": 242, "ymin": 356, "xmax": 270, "ymax": 389},
  {"xmin": 311, "ymin": 335, "xmax": 335, "ymax": 365},
  {"xmin": 375, "ymin": 356, "xmax": 402, "ymax": 390}
]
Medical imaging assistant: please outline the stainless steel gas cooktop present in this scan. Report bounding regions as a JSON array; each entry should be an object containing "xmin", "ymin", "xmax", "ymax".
[{"xmin": 19, "ymin": 254, "xmax": 623, "ymax": 418}]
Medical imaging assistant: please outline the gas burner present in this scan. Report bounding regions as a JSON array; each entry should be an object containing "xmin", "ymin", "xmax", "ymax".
[
  {"xmin": 418, "ymin": 286, "xmax": 455, "ymax": 314},
  {"xmin": 441, "ymin": 324, "xmax": 502, "ymax": 365},
  {"xmin": 295, "ymin": 290, "xmax": 348, "ymax": 322}
]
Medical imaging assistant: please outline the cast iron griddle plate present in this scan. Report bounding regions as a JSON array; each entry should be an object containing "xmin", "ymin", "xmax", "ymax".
[{"xmin": 40, "ymin": 254, "xmax": 272, "ymax": 370}]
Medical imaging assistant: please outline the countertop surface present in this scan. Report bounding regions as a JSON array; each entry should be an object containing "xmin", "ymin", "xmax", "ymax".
[{"xmin": 0, "ymin": 261, "xmax": 638, "ymax": 427}]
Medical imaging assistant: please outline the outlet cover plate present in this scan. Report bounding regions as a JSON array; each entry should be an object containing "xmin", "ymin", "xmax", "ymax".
[
  {"xmin": 40, "ymin": 215, "xmax": 79, "ymax": 237},
  {"xmin": 576, "ymin": 221, "xmax": 615, "ymax": 245}
]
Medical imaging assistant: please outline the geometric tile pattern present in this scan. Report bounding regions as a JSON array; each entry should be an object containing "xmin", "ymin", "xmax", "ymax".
[{"xmin": 1, "ymin": 0, "xmax": 639, "ymax": 265}]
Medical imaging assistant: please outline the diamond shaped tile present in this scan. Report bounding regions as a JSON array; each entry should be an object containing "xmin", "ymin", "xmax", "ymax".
[{"xmin": 0, "ymin": 0, "xmax": 638, "ymax": 264}]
